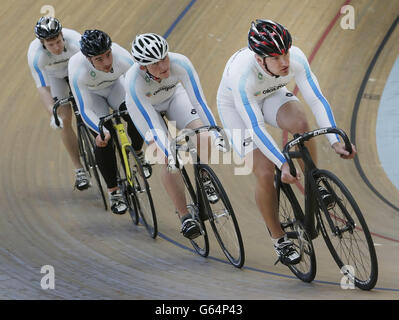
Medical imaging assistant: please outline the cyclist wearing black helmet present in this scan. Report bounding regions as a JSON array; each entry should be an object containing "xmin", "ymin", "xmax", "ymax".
[
  {"xmin": 68, "ymin": 29, "xmax": 147, "ymax": 215},
  {"xmin": 27, "ymin": 16, "xmax": 90, "ymax": 191},
  {"xmin": 217, "ymin": 19, "xmax": 356, "ymax": 265}
]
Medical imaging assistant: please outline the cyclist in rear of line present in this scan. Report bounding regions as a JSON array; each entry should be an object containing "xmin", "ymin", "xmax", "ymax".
[
  {"xmin": 124, "ymin": 33, "xmax": 227, "ymax": 239},
  {"xmin": 68, "ymin": 29, "xmax": 149, "ymax": 215},
  {"xmin": 27, "ymin": 16, "xmax": 90, "ymax": 190},
  {"xmin": 217, "ymin": 19, "xmax": 356, "ymax": 265}
]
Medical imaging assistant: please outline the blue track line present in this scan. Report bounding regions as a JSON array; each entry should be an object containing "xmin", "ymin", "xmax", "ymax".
[{"xmin": 163, "ymin": 0, "xmax": 197, "ymax": 39}]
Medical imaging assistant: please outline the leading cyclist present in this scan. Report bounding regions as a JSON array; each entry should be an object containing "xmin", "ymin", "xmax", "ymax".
[{"xmin": 217, "ymin": 19, "xmax": 356, "ymax": 265}]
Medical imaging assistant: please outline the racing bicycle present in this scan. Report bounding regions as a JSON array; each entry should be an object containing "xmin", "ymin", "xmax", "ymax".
[
  {"xmin": 53, "ymin": 94, "xmax": 108, "ymax": 210},
  {"xmin": 276, "ymin": 127, "xmax": 378, "ymax": 290},
  {"xmin": 99, "ymin": 109, "xmax": 157, "ymax": 239},
  {"xmin": 169, "ymin": 125, "xmax": 245, "ymax": 268}
]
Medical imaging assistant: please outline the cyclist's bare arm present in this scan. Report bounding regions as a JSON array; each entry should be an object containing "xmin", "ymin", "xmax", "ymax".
[{"xmin": 37, "ymin": 86, "xmax": 56, "ymax": 115}]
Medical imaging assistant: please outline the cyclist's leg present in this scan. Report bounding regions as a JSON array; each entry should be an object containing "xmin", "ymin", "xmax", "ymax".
[
  {"xmin": 269, "ymin": 88, "xmax": 317, "ymax": 167},
  {"xmin": 50, "ymin": 77, "xmax": 81, "ymax": 169},
  {"xmin": 166, "ymin": 85, "xmax": 210, "ymax": 160},
  {"xmin": 145, "ymin": 111, "xmax": 190, "ymax": 218},
  {"xmin": 250, "ymin": 149, "xmax": 285, "ymax": 238},
  {"xmin": 92, "ymin": 122, "xmax": 127, "ymax": 214},
  {"xmin": 166, "ymin": 90, "xmax": 217, "ymax": 211},
  {"xmin": 219, "ymin": 95, "xmax": 299, "ymax": 262},
  {"xmin": 78, "ymin": 89, "xmax": 120, "ymax": 191},
  {"xmin": 250, "ymin": 149, "xmax": 300, "ymax": 264},
  {"xmin": 159, "ymin": 155, "xmax": 188, "ymax": 216}
]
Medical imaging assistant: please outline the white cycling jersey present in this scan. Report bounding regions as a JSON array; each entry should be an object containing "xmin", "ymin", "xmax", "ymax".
[
  {"xmin": 125, "ymin": 52, "xmax": 217, "ymax": 158},
  {"xmin": 27, "ymin": 28, "xmax": 81, "ymax": 87},
  {"xmin": 68, "ymin": 43, "xmax": 134, "ymax": 133},
  {"xmin": 217, "ymin": 46, "xmax": 339, "ymax": 169}
]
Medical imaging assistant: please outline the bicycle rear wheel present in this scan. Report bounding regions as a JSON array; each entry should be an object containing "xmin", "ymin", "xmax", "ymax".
[
  {"xmin": 79, "ymin": 125, "xmax": 108, "ymax": 210},
  {"xmin": 315, "ymin": 169, "xmax": 378, "ymax": 290},
  {"xmin": 198, "ymin": 165, "xmax": 245, "ymax": 268},
  {"xmin": 276, "ymin": 175, "xmax": 316, "ymax": 282},
  {"xmin": 126, "ymin": 146, "xmax": 157, "ymax": 239}
]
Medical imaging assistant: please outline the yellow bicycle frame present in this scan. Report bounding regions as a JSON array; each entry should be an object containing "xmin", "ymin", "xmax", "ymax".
[{"xmin": 114, "ymin": 122, "xmax": 134, "ymax": 186}]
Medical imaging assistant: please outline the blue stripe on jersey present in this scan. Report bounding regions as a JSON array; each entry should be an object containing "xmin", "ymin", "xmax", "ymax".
[
  {"xmin": 173, "ymin": 58, "xmax": 216, "ymax": 126},
  {"xmin": 72, "ymin": 68, "xmax": 99, "ymax": 132},
  {"xmin": 238, "ymin": 72, "xmax": 286, "ymax": 164},
  {"xmin": 128, "ymin": 73, "xmax": 169, "ymax": 157},
  {"xmin": 33, "ymin": 50, "xmax": 46, "ymax": 87},
  {"xmin": 292, "ymin": 53, "xmax": 336, "ymax": 127}
]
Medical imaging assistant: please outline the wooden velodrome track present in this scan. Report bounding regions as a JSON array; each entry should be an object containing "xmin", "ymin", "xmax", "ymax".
[{"xmin": 1, "ymin": 0, "xmax": 398, "ymax": 300}]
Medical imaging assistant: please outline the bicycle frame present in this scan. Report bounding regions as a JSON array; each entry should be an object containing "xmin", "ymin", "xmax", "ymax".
[
  {"xmin": 98, "ymin": 110, "xmax": 135, "ymax": 187},
  {"xmin": 281, "ymin": 127, "xmax": 353, "ymax": 240},
  {"xmin": 282, "ymin": 144, "xmax": 322, "ymax": 240},
  {"xmin": 170, "ymin": 125, "xmax": 229, "ymax": 221}
]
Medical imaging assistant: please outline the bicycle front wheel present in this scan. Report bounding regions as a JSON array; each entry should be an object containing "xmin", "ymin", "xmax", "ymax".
[
  {"xmin": 199, "ymin": 165, "xmax": 245, "ymax": 268},
  {"xmin": 126, "ymin": 146, "xmax": 157, "ymax": 239},
  {"xmin": 315, "ymin": 169, "xmax": 378, "ymax": 290},
  {"xmin": 277, "ymin": 178, "xmax": 316, "ymax": 283},
  {"xmin": 79, "ymin": 125, "xmax": 108, "ymax": 210}
]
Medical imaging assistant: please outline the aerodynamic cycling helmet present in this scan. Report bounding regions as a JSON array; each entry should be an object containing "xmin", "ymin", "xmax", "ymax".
[
  {"xmin": 248, "ymin": 19, "xmax": 292, "ymax": 57},
  {"xmin": 35, "ymin": 16, "xmax": 62, "ymax": 40},
  {"xmin": 131, "ymin": 33, "xmax": 169, "ymax": 66},
  {"xmin": 80, "ymin": 29, "xmax": 112, "ymax": 57}
]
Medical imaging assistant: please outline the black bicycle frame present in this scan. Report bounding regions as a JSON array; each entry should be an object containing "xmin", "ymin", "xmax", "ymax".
[
  {"xmin": 280, "ymin": 127, "xmax": 354, "ymax": 240},
  {"xmin": 178, "ymin": 147, "xmax": 208, "ymax": 222}
]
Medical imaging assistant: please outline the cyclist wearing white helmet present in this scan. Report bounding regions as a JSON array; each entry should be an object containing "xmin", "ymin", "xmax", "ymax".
[
  {"xmin": 27, "ymin": 16, "xmax": 90, "ymax": 191},
  {"xmin": 217, "ymin": 19, "xmax": 356, "ymax": 265},
  {"xmin": 68, "ymin": 29, "xmax": 148, "ymax": 215},
  {"xmin": 125, "ymin": 33, "xmax": 225, "ymax": 239}
]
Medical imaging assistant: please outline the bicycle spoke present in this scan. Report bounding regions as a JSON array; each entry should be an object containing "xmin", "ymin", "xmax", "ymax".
[
  {"xmin": 199, "ymin": 166, "xmax": 244, "ymax": 268},
  {"xmin": 317, "ymin": 170, "xmax": 378, "ymax": 290},
  {"xmin": 278, "ymin": 181, "xmax": 316, "ymax": 283}
]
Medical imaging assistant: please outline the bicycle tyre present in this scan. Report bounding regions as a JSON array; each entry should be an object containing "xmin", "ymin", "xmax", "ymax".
[
  {"xmin": 198, "ymin": 165, "xmax": 245, "ymax": 268},
  {"xmin": 315, "ymin": 169, "xmax": 378, "ymax": 290},
  {"xmin": 79, "ymin": 125, "xmax": 108, "ymax": 211},
  {"xmin": 125, "ymin": 146, "xmax": 157, "ymax": 239},
  {"xmin": 276, "ymin": 175, "xmax": 316, "ymax": 283}
]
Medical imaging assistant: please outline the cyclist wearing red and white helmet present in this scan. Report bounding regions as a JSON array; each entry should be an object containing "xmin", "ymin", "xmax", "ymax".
[
  {"xmin": 27, "ymin": 16, "xmax": 90, "ymax": 191},
  {"xmin": 125, "ymin": 33, "xmax": 225, "ymax": 239},
  {"xmin": 217, "ymin": 19, "xmax": 356, "ymax": 265}
]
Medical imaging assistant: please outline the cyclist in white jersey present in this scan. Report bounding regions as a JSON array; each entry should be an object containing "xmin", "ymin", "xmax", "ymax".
[
  {"xmin": 27, "ymin": 17, "xmax": 90, "ymax": 190},
  {"xmin": 68, "ymin": 29, "xmax": 147, "ymax": 215},
  {"xmin": 125, "ymin": 33, "xmax": 226, "ymax": 239},
  {"xmin": 217, "ymin": 19, "xmax": 356, "ymax": 265}
]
